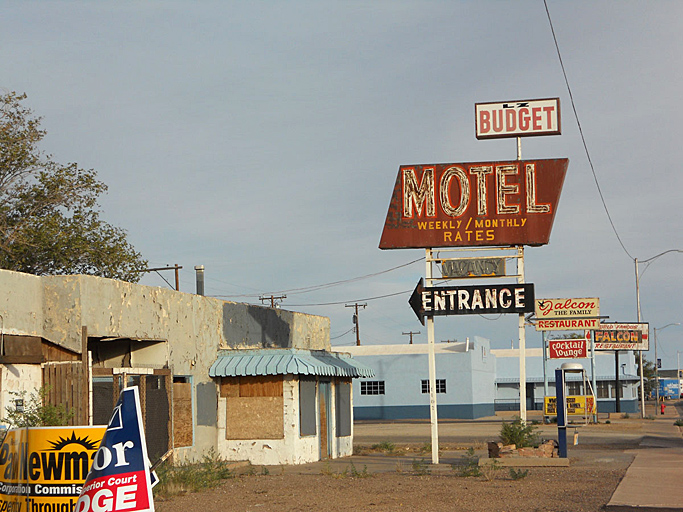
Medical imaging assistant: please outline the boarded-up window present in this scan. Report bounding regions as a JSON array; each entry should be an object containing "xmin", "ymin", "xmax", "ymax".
[
  {"xmin": 335, "ymin": 380, "xmax": 351, "ymax": 437},
  {"xmin": 173, "ymin": 377, "xmax": 193, "ymax": 448},
  {"xmin": 223, "ymin": 375, "xmax": 284, "ymax": 440},
  {"xmin": 299, "ymin": 379, "xmax": 316, "ymax": 437}
]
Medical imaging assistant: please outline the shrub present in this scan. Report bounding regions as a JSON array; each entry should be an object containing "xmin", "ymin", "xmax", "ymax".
[
  {"xmin": 509, "ymin": 468, "xmax": 529, "ymax": 480},
  {"xmin": 499, "ymin": 417, "xmax": 538, "ymax": 448},
  {"xmin": 455, "ymin": 447, "xmax": 481, "ymax": 477},
  {"xmin": 2, "ymin": 388, "xmax": 74, "ymax": 427},
  {"xmin": 153, "ymin": 449, "xmax": 234, "ymax": 499},
  {"xmin": 674, "ymin": 419, "xmax": 683, "ymax": 427},
  {"xmin": 371, "ymin": 441, "xmax": 396, "ymax": 453}
]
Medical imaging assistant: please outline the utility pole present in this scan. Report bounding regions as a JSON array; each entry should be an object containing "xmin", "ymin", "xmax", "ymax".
[
  {"xmin": 402, "ymin": 331, "xmax": 420, "ymax": 344},
  {"xmin": 135, "ymin": 264, "xmax": 182, "ymax": 291},
  {"xmin": 260, "ymin": 295, "xmax": 286, "ymax": 308},
  {"xmin": 346, "ymin": 303, "xmax": 367, "ymax": 346}
]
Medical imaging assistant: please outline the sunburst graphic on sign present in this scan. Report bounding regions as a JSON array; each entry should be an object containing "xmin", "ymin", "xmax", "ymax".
[{"xmin": 47, "ymin": 431, "xmax": 99, "ymax": 451}]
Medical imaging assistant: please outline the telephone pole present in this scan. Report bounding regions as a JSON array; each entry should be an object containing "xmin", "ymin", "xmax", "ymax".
[
  {"xmin": 402, "ymin": 331, "xmax": 420, "ymax": 344},
  {"xmin": 346, "ymin": 303, "xmax": 367, "ymax": 346},
  {"xmin": 260, "ymin": 295, "xmax": 286, "ymax": 308}
]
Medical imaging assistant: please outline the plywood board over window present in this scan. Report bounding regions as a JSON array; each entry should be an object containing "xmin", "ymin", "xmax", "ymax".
[
  {"xmin": 223, "ymin": 375, "xmax": 284, "ymax": 440},
  {"xmin": 173, "ymin": 377, "xmax": 193, "ymax": 448}
]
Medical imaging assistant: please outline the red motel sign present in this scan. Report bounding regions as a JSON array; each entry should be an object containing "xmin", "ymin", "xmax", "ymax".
[{"xmin": 379, "ymin": 158, "xmax": 568, "ymax": 249}]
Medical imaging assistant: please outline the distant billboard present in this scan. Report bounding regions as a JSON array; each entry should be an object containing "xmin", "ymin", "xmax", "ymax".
[
  {"xmin": 587, "ymin": 322, "xmax": 650, "ymax": 351},
  {"xmin": 476, "ymin": 98, "xmax": 561, "ymax": 139},
  {"xmin": 379, "ymin": 158, "xmax": 568, "ymax": 249}
]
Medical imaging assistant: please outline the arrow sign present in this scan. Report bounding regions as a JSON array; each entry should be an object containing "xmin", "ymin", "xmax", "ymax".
[{"xmin": 409, "ymin": 279, "xmax": 535, "ymax": 325}]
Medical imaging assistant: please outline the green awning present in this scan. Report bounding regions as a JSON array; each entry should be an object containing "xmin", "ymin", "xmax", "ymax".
[{"xmin": 209, "ymin": 349, "xmax": 375, "ymax": 378}]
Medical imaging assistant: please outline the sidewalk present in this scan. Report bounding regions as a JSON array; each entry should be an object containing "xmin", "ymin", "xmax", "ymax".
[{"xmin": 606, "ymin": 401, "xmax": 683, "ymax": 512}]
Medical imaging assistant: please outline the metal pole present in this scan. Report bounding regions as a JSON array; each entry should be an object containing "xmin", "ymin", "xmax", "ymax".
[
  {"xmin": 591, "ymin": 335, "xmax": 597, "ymax": 423},
  {"xmin": 615, "ymin": 351, "xmax": 620, "ymax": 413},
  {"xmin": 555, "ymin": 368, "xmax": 567, "ymax": 458},
  {"xmin": 426, "ymin": 248, "xmax": 439, "ymax": 464},
  {"xmin": 542, "ymin": 331, "xmax": 548, "ymax": 399},
  {"xmin": 635, "ymin": 258, "xmax": 645, "ymax": 418},
  {"xmin": 518, "ymin": 245, "xmax": 527, "ymax": 422},
  {"xmin": 654, "ymin": 328, "xmax": 660, "ymax": 406}
]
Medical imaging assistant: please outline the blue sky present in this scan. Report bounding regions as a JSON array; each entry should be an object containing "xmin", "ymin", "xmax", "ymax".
[{"xmin": 2, "ymin": 1, "xmax": 682, "ymax": 364}]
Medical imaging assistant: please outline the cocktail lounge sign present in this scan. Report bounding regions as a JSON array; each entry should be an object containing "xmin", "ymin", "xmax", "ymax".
[{"xmin": 379, "ymin": 158, "xmax": 568, "ymax": 249}]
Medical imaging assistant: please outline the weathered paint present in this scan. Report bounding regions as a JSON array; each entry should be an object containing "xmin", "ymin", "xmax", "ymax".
[{"xmin": 0, "ymin": 269, "xmax": 336, "ymax": 465}]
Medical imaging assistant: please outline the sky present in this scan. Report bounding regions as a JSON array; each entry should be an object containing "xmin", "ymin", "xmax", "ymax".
[{"xmin": 2, "ymin": 1, "xmax": 682, "ymax": 366}]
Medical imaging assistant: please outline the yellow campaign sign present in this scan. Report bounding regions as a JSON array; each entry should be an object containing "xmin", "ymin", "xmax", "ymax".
[
  {"xmin": 0, "ymin": 426, "xmax": 105, "ymax": 512},
  {"xmin": 544, "ymin": 396, "xmax": 596, "ymax": 416}
]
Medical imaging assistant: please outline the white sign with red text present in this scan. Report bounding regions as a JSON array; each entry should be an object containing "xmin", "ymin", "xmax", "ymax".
[
  {"xmin": 476, "ymin": 98, "xmax": 561, "ymax": 139},
  {"xmin": 535, "ymin": 297, "xmax": 600, "ymax": 331}
]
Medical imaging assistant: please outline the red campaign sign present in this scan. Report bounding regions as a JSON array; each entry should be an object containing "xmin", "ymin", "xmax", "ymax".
[
  {"xmin": 78, "ymin": 470, "xmax": 150, "ymax": 512},
  {"xmin": 549, "ymin": 338, "xmax": 587, "ymax": 359},
  {"xmin": 75, "ymin": 387, "xmax": 155, "ymax": 512},
  {"xmin": 379, "ymin": 159, "xmax": 568, "ymax": 249}
]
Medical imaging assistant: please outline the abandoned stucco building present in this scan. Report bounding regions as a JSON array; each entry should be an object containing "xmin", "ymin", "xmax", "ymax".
[{"xmin": 0, "ymin": 269, "xmax": 372, "ymax": 465}]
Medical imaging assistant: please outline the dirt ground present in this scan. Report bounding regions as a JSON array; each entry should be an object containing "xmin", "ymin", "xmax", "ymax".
[
  {"xmin": 156, "ymin": 463, "xmax": 626, "ymax": 512},
  {"xmin": 156, "ymin": 439, "xmax": 636, "ymax": 512},
  {"xmin": 156, "ymin": 406, "xmax": 682, "ymax": 512}
]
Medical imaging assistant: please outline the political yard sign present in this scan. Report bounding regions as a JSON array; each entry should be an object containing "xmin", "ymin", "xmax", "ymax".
[
  {"xmin": 0, "ymin": 426, "xmax": 105, "ymax": 512},
  {"xmin": 75, "ymin": 387, "xmax": 155, "ymax": 512}
]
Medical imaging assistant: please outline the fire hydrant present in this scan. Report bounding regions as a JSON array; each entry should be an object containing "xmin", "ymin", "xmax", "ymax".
[{"xmin": 661, "ymin": 402, "xmax": 666, "ymax": 415}]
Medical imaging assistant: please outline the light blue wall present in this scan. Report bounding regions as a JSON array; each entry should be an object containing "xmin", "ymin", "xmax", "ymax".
[{"xmin": 353, "ymin": 337, "xmax": 496, "ymax": 420}]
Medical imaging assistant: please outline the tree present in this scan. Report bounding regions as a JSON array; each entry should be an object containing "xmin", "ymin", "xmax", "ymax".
[
  {"xmin": 0, "ymin": 92, "xmax": 147, "ymax": 281},
  {"xmin": 636, "ymin": 357, "xmax": 656, "ymax": 398}
]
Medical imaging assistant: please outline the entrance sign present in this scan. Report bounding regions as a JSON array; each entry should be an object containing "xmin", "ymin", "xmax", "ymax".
[
  {"xmin": 476, "ymin": 98, "xmax": 561, "ymax": 139},
  {"xmin": 409, "ymin": 279, "xmax": 534, "ymax": 325},
  {"xmin": 75, "ymin": 387, "xmax": 155, "ymax": 512},
  {"xmin": 441, "ymin": 257, "xmax": 505, "ymax": 278},
  {"xmin": 587, "ymin": 322, "xmax": 649, "ymax": 351},
  {"xmin": 549, "ymin": 338, "xmax": 588, "ymax": 359},
  {"xmin": 535, "ymin": 298, "xmax": 599, "ymax": 320},
  {"xmin": 379, "ymin": 159, "xmax": 568, "ymax": 249}
]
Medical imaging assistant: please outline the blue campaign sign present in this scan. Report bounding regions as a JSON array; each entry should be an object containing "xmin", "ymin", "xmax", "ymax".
[{"xmin": 75, "ymin": 386, "xmax": 155, "ymax": 512}]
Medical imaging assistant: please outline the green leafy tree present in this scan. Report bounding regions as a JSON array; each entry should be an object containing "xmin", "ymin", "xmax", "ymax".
[
  {"xmin": 0, "ymin": 92, "xmax": 147, "ymax": 281},
  {"xmin": 637, "ymin": 357, "xmax": 656, "ymax": 397}
]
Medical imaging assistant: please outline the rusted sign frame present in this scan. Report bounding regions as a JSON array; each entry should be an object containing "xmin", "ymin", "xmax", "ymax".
[{"xmin": 379, "ymin": 158, "xmax": 568, "ymax": 250}]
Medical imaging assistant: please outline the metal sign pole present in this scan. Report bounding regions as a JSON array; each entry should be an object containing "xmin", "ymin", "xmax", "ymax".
[
  {"xmin": 426, "ymin": 248, "xmax": 439, "ymax": 464},
  {"xmin": 518, "ymin": 245, "xmax": 527, "ymax": 422}
]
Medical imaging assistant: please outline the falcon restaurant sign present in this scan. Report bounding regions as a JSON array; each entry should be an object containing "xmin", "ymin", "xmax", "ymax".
[
  {"xmin": 409, "ymin": 279, "xmax": 534, "ymax": 325},
  {"xmin": 475, "ymin": 98, "xmax": 561, "ymax": 139},
  {"xmin": 379, "ymin": 158, "xmax": 568, "ymax": 249},
  {"xmin": 535, "ymin": 298, "xmax": 600, "ymax": 331},
  {"xmin": 587, "ymin": 323, "xmax": 650, "ymax": 351}
]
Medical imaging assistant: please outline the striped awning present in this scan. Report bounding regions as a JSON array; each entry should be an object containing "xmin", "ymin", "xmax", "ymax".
[{"xmin": 209, "ymin": 349, "xmax": 375, "ymax": 378}]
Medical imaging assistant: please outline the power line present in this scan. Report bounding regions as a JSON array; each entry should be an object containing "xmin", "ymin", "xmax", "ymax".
[
  {"xmin": 543, "ymin": 0, "xmax": 633, "ymax": 260},
  {"xmin": 209, "ymin": 257, "xmax": 424, "ymax": 300}
]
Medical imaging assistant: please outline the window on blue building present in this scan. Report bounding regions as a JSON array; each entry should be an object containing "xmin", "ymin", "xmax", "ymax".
[
  {"xmin": 421, "ymin": 379, "xmax": 446, "ymax": 394},
  {"xmin": 360, "ymin": 381, "xmax": 385, "ymax": 395}
]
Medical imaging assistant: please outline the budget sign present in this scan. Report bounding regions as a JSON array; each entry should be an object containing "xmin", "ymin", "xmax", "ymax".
[{"xmin": 74, "ymin": 387, "xmax": 154, "ymax": 512}]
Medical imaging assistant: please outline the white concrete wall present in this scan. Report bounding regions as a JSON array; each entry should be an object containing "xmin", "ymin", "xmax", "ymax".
[{"xmin": 0, "ymin": 364, "xmax": 43, "ymax": 426}]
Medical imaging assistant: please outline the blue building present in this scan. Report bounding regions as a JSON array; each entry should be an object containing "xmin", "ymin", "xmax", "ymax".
[{"xmin": 346, "ymin": 337, "xmax": 639, "ymax": 419}]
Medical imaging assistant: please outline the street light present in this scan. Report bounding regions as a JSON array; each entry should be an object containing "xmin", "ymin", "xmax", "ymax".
[
  {"xmin": 654, "ymin": 322, "xmax": 681, "ymax": 405},
  {"xmin": 635, "ymin": 249, "xmax": 683, "ymax": 417}
]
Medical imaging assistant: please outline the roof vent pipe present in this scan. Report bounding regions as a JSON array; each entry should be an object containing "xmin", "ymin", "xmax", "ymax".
[{"xmin": 194, "ymin": 265, "xmax": 205, "ymax": 296}]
